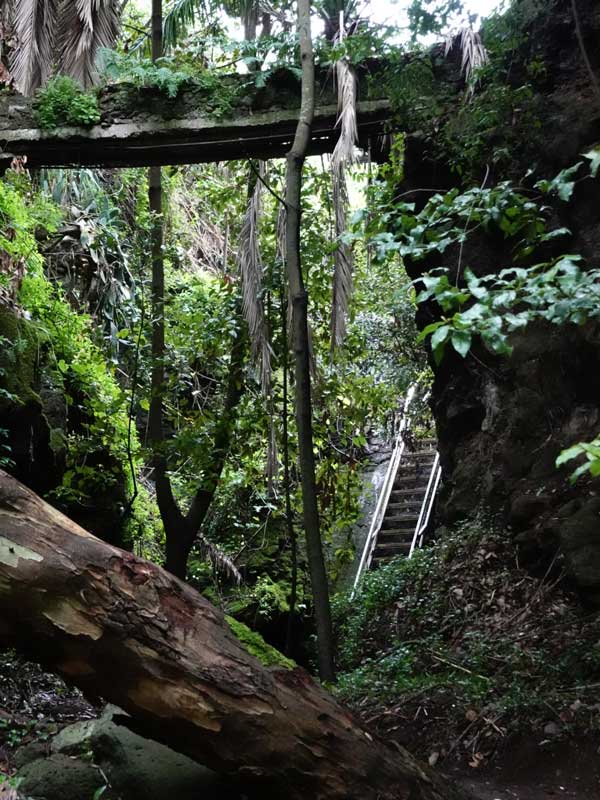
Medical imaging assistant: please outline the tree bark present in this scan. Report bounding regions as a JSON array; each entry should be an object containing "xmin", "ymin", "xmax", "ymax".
[
  {"xmin": 146, "ymin": 0, "xmax": 245, "ymax": 579},
  {"xmin": 285, "ymin": 0, "xmax": 335, "ymax": 682},
  {"xmin": 0, "ymin": 470, "xmax": 471, "ymax": 800}
]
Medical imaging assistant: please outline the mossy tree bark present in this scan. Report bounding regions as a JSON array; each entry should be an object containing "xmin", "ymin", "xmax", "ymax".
[{"xmin": 0, "ymin": 470, "xmax": 472, "ymax": 800}]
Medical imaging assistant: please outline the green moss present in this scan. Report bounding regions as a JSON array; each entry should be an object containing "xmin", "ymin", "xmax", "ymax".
[
  {"xmin": 226, "ymin": 616, "xmax": 295, "ymax": 669},
  {"xmin": 0, "ymin": 307, "xmax": 42, "ymax": 409},
  {"xmin": 48, "ymin": 428, "xmax": 66, "ymax": 455}
]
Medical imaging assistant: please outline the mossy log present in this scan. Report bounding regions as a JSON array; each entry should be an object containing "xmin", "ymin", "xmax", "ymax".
[{"xmin": 0, "ymin": 470, "xmax": 471, "ymax": 800}]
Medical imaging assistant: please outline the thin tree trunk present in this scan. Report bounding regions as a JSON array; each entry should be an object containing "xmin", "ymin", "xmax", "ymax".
[
  {"xmin": 146, "ymin": 0, "xmax": 245, "ymax": 579},
  {"xmin": 285, "ymin": 0, "xmax": 335, "ymax": 682},
  {"xmin": 282, "ymin": 290, "xmax": 298, "ymax": 657},
  {"xmin": 0, "ymin": 470, "xmax": 472, "ymax": 800}
]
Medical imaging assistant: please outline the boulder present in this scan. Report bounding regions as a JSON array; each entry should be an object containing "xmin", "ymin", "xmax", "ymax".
[{"xmin": 18, "ymin": 706, "xmax": 232, "ymax": 800}]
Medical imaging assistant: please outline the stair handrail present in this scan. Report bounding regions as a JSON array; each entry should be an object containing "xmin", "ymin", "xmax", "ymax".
[
  {"xmin": 408, "ymin": 451, "xmax": 442, "ymax": 558},
  {"xmin": 352, "ymin": 385, "xmax": 415, "ymax": 596}
]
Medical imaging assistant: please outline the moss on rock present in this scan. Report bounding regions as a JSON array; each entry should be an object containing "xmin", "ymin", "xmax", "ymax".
[{"xmin": 0, "ymin": 307, "xmax": 42, "ymax": 409}]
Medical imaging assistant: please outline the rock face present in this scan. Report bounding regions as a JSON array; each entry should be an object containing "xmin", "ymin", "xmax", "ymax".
[
  {"xmin": 17, "ymin": 706, "xmax": 231, "ymax": 800},
  {"xmin": 403, "ymin": 0, "xmax": 600, "ymax": 601},
  {"xmin": 0, "ymin": 307, "xmax": 129, "ymax": 548}
]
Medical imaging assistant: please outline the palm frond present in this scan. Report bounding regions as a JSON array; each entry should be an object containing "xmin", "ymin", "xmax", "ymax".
[
  {"xmin": 266, "ymin": 412, "xmax": 278, "ymax": 495},
  {"xmin": 238, "ymin": 162, "xmax": 272, "ymax": 396},
  {"xmin": 57, "ymin": 0, "xmax": 121, "ymax": 88},
  {"xmin": 10, "ymin": 0, "xmax": 58, "ymax": 95},
  {"xmin": 197, "ymin": 532, "xmax": 243, "ymax": 584},
  {"xmin": 445, "ymin": 27, "xmax": 488, "ymax": 89},
  {"xmin": 331, "ymin": 56, "xmax": 358, "ymax": 168},
  {"xmin": 330, "ymin": 161, "xmax": 353, "ymax": 350},
  {"xmin": 163, "ymin": 0, "xmax": 208, "ymax": 51}
]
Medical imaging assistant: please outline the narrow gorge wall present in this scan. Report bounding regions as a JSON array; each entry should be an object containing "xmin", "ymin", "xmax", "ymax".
[{"xmin": 403, "ymin": 0, "xmax": 600, "ymax": 602}]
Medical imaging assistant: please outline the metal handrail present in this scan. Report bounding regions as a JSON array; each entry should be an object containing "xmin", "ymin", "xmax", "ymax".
[
  {"xmin": 408, "ymin": 451, "xmax": 441, "ymax": 559},
  {"xmin": 352, "ymin": 386, "xmax": 415, "ymax": 596}
]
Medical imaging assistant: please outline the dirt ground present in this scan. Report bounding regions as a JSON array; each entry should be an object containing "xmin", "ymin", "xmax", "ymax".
[{"xmin": 449, "ymin": 736, "xmax": 600, "ymax": 800}]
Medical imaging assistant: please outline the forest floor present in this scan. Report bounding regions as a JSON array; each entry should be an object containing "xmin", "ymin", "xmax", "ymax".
[
  {"xmin": 1, "ymin": 648, "xmax": 599, "ymax": 800},
  {"xmin": 451, "ymin": 735, "xmax": 600, "ymax": 799}
]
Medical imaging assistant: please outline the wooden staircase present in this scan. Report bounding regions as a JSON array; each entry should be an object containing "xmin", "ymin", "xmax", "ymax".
[{"xmin": 371, "ymin": 439, "xmax": 437, "ymax": 568}]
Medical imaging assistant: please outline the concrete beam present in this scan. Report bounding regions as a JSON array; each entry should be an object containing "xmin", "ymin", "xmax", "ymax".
[{"xmin": 0, "ymin": 73, "xmax": 391, "ymax": 168}]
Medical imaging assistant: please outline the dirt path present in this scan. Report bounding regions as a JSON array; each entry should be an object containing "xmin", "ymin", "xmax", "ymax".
[{"xmin": 450, "ymin": 736, "xmax": 600, "ymax": 800}]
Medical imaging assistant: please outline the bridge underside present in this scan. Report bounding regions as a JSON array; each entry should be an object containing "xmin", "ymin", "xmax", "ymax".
[{"xmin": 0, "ymin": 76, "xmax": 391, "ymax": 169}]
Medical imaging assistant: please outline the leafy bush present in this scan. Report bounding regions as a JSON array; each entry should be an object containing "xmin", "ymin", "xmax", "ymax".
[
  {"xmin": 34, "ymin": 76, "xmax": 101, "ymax": 129},
  {"xmin": 100, "ymin": 50, "xmax": 193, "ymax": 98},
  {"xmin": 556, "ymin": 436, "xmax": 600, "ymax": 482},
  {"xmin": 99, "ymin": 49, "xmax": 240, "ymax": 116}
]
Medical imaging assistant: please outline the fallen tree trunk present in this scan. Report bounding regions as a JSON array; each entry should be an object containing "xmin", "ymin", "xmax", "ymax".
[{"xmin": 0, "ymin": 471, "xmax": 470, "ymax": 800}]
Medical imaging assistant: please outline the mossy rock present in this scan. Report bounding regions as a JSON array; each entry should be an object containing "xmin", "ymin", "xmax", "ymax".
[
  {"xmin": 0, "ymin": 307, "xmax": 43, "ymax": 409},
  {"xmin": 18, "ymin": 753, "xmax": 112, "ymax": 800},
  {"xmin": 226, "ymin": 616, "xmax": 295, "ymax": 669}
]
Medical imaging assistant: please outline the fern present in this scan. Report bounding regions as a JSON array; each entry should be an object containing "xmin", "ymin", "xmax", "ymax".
[{"xmin": 34, "ymin": 76, "xmax": 100, "ymax": 129}]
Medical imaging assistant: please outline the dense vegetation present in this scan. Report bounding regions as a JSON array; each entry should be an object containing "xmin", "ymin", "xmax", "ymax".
[{"xmin": 1, "ymin": 0, "xmax": 600, "ymax": 796}]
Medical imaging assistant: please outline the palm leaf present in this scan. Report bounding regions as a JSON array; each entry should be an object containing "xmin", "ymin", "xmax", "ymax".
[
  {"xmin": 238, "ymin": 162, "xmax": 272, "ymax": 396},
  {"xmin": 444, "ymin": 27, "xmax": 488, "ymax": 93},
  {"xmin": 330, "ymin": 161, "xmax": 353, "ymax": 350},
  {"xmin": 57, "ymin": 0, "xmax": 121, "ymax": 88},
  {"xmin": 197, "ymin": 532, "xmax": 242, "ymax": 584},
  {"xmin": 10, "ymin": 0, "xmax": 59, "ymax": 95},
  {"xmin": 331, "ymin": 56, "xmax": 358, "ymax": 168},
  {"xmin": 163, "ymin": 0, "xmax": 208, "ymax": 51}
]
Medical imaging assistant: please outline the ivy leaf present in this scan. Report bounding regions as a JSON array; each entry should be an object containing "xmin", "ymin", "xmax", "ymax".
[
  {"xmin": 451, "ymin": 330, "xmax": 472, "ymax": 358},
  {"xmin": 431, "ymin": 325, "xmax": 450, "ymax": 365},
  {"xmin": 583, "ymin": 147, "xmax": 600, "ymax": 178}
]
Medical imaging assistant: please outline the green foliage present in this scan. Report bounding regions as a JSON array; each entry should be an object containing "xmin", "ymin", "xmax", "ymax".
[
  {"xmin": 333, "ymin": 520, "xmax": 600, "ymax": 740},
  {"xmin": 34, "ymin": 76, "xmax": 101, "ymax": 129},
  {"xmin": 99, "ymin": 49, "xmax": 240, "ymax": 116},
  {"xmin": 416, "ymin": 256, "xmax": 600, "ymax": 363},
  {"xmin": 226, "ymin": 616, "xmax": 295, "ymax": 669},
  {"xmin": 556, "ymin": 437, "xmax": 600, "ymax": 482},
  {"xmin": 100, "ymin": 49, "xmax": 193, "ymax": 98},
  {"xmin": 407, "ymin": 0, "xmax": 464, "ymax": 39}
]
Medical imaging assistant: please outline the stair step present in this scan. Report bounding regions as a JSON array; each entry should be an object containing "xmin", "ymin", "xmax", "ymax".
[
  {"xmin": 378, "ymin": 527, "xmax": 415, "ymax": 538},
  {"xmin": 394, "ymin": 478, "xmax": 429, "ymax": 488},
  {"xmin": 374, "ymin": 542, "xmax": 412, "ymax": 555},
  {"xmin": 387, "ymin": 501, "xmax": 422, "ymax": 511},
  {"xmin": 382, "ymin": 514, "xmax": 418, "ymax": 528},
  {"xmin": 390, "ymin": 487, "xmax": 426, "ymax": 497},
  {"xmin": 378, "ymin": 530, "xmax": 414, "ymax": 543}
]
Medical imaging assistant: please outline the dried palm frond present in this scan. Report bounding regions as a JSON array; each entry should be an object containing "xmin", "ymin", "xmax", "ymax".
[
  {"xmin": 173, "ymin": 185, "xmax": 233, "ymax": 275},
  {"xmin": 444, "ymin": 27, "xmax": 488, "ymax": 90},
  {"xmin": 331, "ymin": 56, "xmax": 358, "ymax": 169},
  {"xmin": 10, "ymin": 0, "xmax": 58, "ymax": 95},
  {"xmin": 198, "ymin": 531, "xmax": 243, "ymax": 584},
  {"xmin": 238, "ymin": 162, "xmax": 272, "ymax": 396},
  {"xmin": 266, "ymin": 410, "xmax": 278, "ymax": 495},
  {"xmin": 258, "ymin": 0, "xmax": 290, "ymax": 28},
  {"xmin": 57, "ymin": 0, "xmax": 121, "ymax": 88},
  {"xmin": 330, "ymin": 161, "xmax": 353, "ymax": 351}
]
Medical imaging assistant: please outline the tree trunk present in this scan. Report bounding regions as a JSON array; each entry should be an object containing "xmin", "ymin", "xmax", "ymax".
[
  {"xmin": 285, "ymin": 0, "xmax": 335, "ymax": 682},
  {"xmin": 146, "ymin": 0, "xmax": 245, "ymax": 579},
  {"xmin": 0, "ymin": 471, "xmax": 471, "ymax": 800}
]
